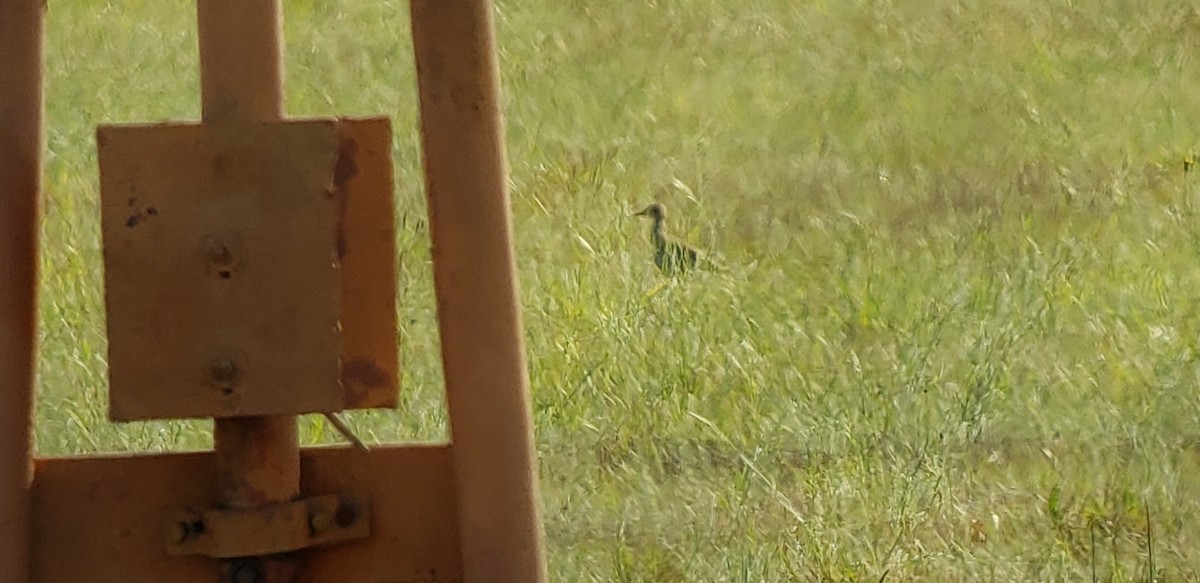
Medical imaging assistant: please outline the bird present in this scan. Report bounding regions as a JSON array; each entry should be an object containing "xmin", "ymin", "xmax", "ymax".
[{"xmin": 632, "ymin": 202, "xmax": 707, "ymax": 275}]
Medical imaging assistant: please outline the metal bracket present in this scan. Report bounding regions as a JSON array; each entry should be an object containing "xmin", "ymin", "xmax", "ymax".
[{"xmin": 165, "ymin": 493, "xmax": 369, "ymax": 558}]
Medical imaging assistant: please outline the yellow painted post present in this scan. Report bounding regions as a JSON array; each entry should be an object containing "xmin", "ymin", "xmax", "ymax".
[
  {"xmin": 0, "ymin": 0, "xmax": 45, "ymax": 580},
  {"xmin": 411, "ymin": 1, "xmax": 548, "ymax": 581},
  {"xmin": 197, "ymin": 0, "xmax": 299, "ymax": 580}
]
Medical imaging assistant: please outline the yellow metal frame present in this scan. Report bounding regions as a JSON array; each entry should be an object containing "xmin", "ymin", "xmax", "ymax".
[{"xmin": 0, "ymin": 0, "xmax": 546, "ymax": 581}]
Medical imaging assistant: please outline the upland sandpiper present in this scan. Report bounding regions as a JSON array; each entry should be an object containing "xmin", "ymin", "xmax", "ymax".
[{"xmin": 633, "ymin": 202, "xmax": 706, "ymax": 275}]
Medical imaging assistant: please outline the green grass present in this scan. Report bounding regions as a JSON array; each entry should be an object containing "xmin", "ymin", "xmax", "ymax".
[{"xmin": 32, "ymin": 0, "xmax": 1200, "ymax": 580}]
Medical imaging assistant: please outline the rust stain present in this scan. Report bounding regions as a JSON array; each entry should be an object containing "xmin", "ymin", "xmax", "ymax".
[
  {"xmin": 333, "ymin": 135, "xmax": 359, "ymax": 260},
  {"xmin": 220, "ymin": 475, "xmax": 271, "ymax": 508},
  {"xmin": 123, "ymin": 202, "xmax": 157, "ymax": 229},
  {"xmin": 334, "ymin": 137, "xmax": 359, "ymax": 188},
  {"xmin": 343, "ymin": 358, "xmax": 387, "ymax": 389},
  {"xmin": 342, "ymin": 358, "xmax": 388, "ymax": 406}
]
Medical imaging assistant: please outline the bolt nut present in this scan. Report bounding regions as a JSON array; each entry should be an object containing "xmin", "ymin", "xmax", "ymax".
[
  {"xmin": 335, "ymin": 501, "xmax": 358, "ymax": 528},
  {"xmin": 170, "ymin": 521, "xmax": 191, "ymax": 543},
  {"xmin": 309, "ymin": 511, "xmax": 333, "ymax": 535},
  {"xmin": 229, "ymin": 558, "xmax": 264, "ymax": 583}
]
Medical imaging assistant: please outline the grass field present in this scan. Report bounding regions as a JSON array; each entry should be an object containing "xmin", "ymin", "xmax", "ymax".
[{"xmin": 32, "ymin": 0, "xmax": 1200, "ymax": 580}]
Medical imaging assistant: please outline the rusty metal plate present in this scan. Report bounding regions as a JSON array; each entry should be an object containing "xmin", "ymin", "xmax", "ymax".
[
  {"xmin": 32, "ymin": 445, "xmax": 462, "ymax": 582},
  {"xmin": 334, "ymin": 118, "xmax": 399, "ymax": 409},
  {"xmin": 98, "ymin": 121, "xmax": 344, "ymax": 421},
  {"xmin": 165, "ymin": 492, "xmax": 369, "ymax": 558},
  {"xmin": 98, "ymin": 118, "xmax": 400, "ymax": 420}
]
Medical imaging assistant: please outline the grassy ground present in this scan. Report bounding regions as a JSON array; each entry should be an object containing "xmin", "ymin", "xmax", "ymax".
[{"xmin": 33, "ymin": 0, "xmax": 1200, "ymax": 580}]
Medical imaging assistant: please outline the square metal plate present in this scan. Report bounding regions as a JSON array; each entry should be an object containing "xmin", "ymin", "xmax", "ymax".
[
  {"xmin": 98, "ymin": 118, "xmax": 399, "ymax": 420},
  {"xmin": 99, "ymin": 120, "xmax": 345, "ymax": 420}
]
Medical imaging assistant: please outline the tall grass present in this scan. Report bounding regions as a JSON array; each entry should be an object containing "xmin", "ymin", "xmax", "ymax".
[{"xmin": 34, "ymin": 0, "xmax": 1200, "ymax": 580}]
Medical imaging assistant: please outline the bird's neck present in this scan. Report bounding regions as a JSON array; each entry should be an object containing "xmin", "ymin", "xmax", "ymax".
[{"xmin": 650, "ymin": 219, "xmax": 666, "ymax": 247}]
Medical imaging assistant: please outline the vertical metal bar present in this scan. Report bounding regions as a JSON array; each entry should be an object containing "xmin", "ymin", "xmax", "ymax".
[
  {"xmin": 197, "ymin": 0, "xmax": 285, "ymax": 124},
  {"xmin": 410, "ymin": 2, "xmax": 548, "ymax": 581},
  {"xmin": 197, "ymin": 0, "xmax": 299, "ymax": 580},
  {"xmin": 0, "ymin": 1, "xmax": 45, "ymax": 580}
]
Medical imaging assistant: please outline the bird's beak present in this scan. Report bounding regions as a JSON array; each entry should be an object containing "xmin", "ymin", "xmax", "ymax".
[{"xmin": 632, "ymin": 208, "xmax": 649, "ymax": 217}]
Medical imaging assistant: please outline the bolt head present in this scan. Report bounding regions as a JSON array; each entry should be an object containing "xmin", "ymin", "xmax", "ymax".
[{"xmin": 209, "ymin": 358, "xmax": 238, "ymax": 385}]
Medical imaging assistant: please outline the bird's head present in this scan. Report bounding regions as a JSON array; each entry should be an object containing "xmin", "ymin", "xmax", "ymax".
[{"xmin": 633, "ymin": 203, "xmax": 666, "ymax": 222}]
